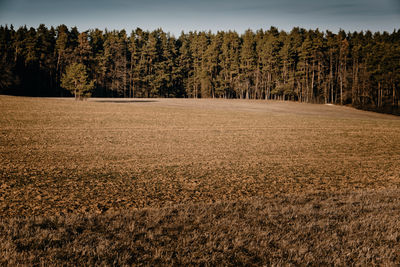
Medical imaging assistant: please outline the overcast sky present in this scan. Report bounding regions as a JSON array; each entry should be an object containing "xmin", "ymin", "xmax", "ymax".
[{"xmin": 0, "ymin": 0, "xmax": 399, "ymax": 35}]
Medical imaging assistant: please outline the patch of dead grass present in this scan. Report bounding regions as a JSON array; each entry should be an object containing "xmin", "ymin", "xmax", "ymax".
[{"xmin": 1, "ymin": 189, "xmax": 400, "ymax": 265}]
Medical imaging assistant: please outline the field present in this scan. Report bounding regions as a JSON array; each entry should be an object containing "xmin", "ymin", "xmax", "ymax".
[{"xmin": 1, "ymin": 95, "xmax": 400, "ymax": 265}]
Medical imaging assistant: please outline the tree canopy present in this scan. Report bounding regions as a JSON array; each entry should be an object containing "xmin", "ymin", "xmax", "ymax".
[
  {"xmin": 61, "ymin": 63, "xmax": 94, "ymax": 100},
  {"xmin": 0, "ymin": 24, "xmax": 399, "ymax": 114}
]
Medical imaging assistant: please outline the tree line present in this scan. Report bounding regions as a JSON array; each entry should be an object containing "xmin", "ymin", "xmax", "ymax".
[{"xmin": 1, "ymin": 24, "xmax": 399, "ymax": 113}]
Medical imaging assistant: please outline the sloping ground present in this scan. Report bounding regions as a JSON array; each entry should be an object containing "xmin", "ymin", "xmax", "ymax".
[
  {"xmin": 1, "ymin": 96, "xmax": 400, "ymax": 264},
  {"xmin": 2, "ymin": 189, "xmax": 400, "ymax": 265}
]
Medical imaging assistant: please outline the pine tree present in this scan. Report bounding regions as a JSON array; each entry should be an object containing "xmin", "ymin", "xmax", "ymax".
[
  {"xmin": 103, "ymin": 30, "xmax": 128, "ymax": 97},
  {"xmin": 128, "ymin": 28, "xmax": 145, "ymax": 98},
  {"xmin": 177, "ymin": 32, "xmax": 193, "ymax": 98},
  {"xmin": 338, "ymin": 31, "xmax": 349, "ymax": 105},
  {"xmin": 203, "ymin": 32, "xmax": 222, "ymax": 98},
  {"xmin": 240, "ymin": 29, "xmax": 256, "ymax": 99},
  {"xmin": 326, "ymin": 30, "xmax": 338, "ymax": 104},
  {"xmin": 76, "ymin": 32, "xmax": 92, "ymax": 66},
  {"xmin": 262, "ymin": 27, "xmax": 282, "ymax": 100},
  {"xmin": 88, "ymin": 28, "xmax": 105, "ymax": 96},
  {"xmin": 219, "ymin": 31, "xmax": 240, "ymax": 98},
  {"xmin": 0, "ymin": 25, "xmax": 18, "ymax": 93},
  {"xmin": 36, "ymin": 24, "xmax": 56, "ymax": 94},
  {"xmin": 61, "ymin": 63, "xmax": 94, "ymax": 100},
  {"xmin": 140, "ymin": 30, "xmax": 160, "ymax": 97},
  {"xmin": 279, "ymin": 31, "xmax": 297, "ymax": 100}
]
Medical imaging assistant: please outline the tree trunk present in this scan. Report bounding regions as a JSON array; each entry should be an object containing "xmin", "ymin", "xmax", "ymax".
[{"xmin": 311, "ymin": 61, "xmax": 315, "ymax": 103}]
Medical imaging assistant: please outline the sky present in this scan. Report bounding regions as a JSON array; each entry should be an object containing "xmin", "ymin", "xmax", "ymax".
[{"xmin": 0, "ymin": 0, "xmax": 399, "ymax": 35}]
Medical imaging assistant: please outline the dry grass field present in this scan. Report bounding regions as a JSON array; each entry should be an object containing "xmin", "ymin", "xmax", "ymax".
[{"xmin": 1, "ymin": 95, "xmax": 400, "ymax": 265}]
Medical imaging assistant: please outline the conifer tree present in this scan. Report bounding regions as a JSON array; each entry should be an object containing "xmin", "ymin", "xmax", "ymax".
[
  {"xmin": 76, "ymin": 32, "xmax": 92, "ymax": 65},
  {"xmin": 61, "ymin": 62, "xmax": 94, "ymax": 100},
  {"xmin": 261, "ymin": 27, "xmax": 282, "ymax": 100},
  {"xmin": 178, "ymin": 32, "xmax": 194, "ymax": 97},
  {"xmin": 240, "ymin": 29, "xmax": 256, "ymax": 99},
  {"xmin": 88, "ymin": 28, "xmax": 105, "ymax": 95}
]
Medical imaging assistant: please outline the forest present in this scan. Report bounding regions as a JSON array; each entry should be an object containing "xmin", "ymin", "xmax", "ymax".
[{"xmin": 0, "ymin": 24, "xmax": 399, "ymax": 113}]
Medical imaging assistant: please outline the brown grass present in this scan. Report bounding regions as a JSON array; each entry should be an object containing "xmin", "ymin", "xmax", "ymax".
[
  {"xmin": 1, "ymin": 96, "xmax": 400, "ymax": 264},
  {"xmin": 2, "ymin": 190, "xmax": 400, "ymax": 265}
]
